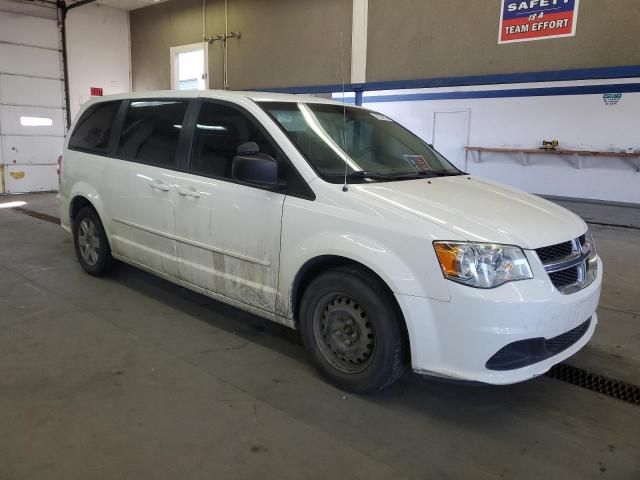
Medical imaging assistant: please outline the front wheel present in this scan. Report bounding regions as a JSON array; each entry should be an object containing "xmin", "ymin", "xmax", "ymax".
[
  {"xmin": 72, "ymin": 206, "xmax": 113, "ymax": 276},
  {"xmin": 299, "ymin": 266, "xmax": 406, "ymax": 393}
]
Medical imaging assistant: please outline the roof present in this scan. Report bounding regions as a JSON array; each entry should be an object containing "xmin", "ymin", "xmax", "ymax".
[{"xmin": 86, "ymin": 89, "xmax": 347, "ymax": 106}]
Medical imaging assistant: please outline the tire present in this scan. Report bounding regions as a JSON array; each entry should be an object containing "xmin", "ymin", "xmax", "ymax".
[
  {"xmin": 299, "ymin": 266, "xmax": 406, "ymax": 393},
  {"xmin": 72, "ymin": 206, "xmax": 113, "ymax": 276}
]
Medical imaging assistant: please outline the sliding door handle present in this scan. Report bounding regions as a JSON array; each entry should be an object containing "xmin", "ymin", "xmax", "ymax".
[
  {"xmin": 149, "ymin": 180, "xmax": 170, "ymax": 192},
  {"xmin": 177, "ymin": 187, "xmax": 201, "ymax": 198}
]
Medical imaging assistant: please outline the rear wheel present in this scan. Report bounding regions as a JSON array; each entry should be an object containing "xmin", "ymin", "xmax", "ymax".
[
  {"xmin": 299, "ymin": 266, "xmax": 406, "ymax": 393},
  {"xmin": 73, "ymin": 206, "xmax": 112, "ymax": 276}
]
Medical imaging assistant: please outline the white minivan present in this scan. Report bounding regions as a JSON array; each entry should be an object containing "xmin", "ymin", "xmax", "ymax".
[{"xmin": 58, "ymin": 90, "xmax": 602, "ymax": 392}]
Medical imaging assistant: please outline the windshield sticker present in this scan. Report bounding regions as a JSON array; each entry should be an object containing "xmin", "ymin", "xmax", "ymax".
[
  {"xmin": 403, "ymin": 155, "xmax": 431, "ymax": 172},
  {"xmin": 371, "ymin": 113, "xmax": 392, "ymax": 122},
  {"xmin": 276, "ymin": 112, "xmax": 293, "ymax": 123}
]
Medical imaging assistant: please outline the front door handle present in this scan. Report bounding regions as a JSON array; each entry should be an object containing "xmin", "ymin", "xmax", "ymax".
[
  {"xmin": 177, "ymin": 186, "xmax": 201, "ymax": 198},
  {"xmin": 149, "ymin": 180, "xmax": 170, "ymax": 192}
]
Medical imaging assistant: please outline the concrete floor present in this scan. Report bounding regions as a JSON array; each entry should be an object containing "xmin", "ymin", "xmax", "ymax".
[
  {"xmin": 551, "ymin": 197, "xmax": 640, "ymax": 229},
  {"xmin": 1, "ymin": 193, "xmax": 639, "ymax": 480}
]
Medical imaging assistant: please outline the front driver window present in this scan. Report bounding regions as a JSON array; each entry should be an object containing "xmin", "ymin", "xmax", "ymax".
[{"xmin": 190, "ymin": 102, "xmax": 278, "ymax": 179}]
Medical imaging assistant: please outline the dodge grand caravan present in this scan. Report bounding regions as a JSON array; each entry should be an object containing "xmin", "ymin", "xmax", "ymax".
[{"xmin": 58, "ymin": 90, "xmax": 602, "ymax": 392}]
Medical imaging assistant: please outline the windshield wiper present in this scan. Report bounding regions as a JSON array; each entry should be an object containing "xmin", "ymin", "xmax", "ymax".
[
  {"xmin": 325, "ymin": 171, "xmax": 394, "ymax": 181},
  {"xmin": 325, "ymin": 170, "xmax": 466, "ymax": 183},
  {"xmin": 389, "ymin": 170, "xmax": 466, "ymax": 180}
]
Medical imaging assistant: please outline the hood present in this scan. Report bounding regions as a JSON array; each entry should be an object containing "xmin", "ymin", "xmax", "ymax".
[{"xmin": 353, "ymin": 176, "xmax": 587, "ymax": 249}]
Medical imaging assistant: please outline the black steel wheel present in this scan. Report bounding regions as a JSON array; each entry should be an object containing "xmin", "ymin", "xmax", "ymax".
[
  {"xmin": 300, "ymin": 266, "xmax": 406, "ymax": 393},
  {"xmin": 313, "ymin": 293, "xmax": 376, "ymax": 374}
]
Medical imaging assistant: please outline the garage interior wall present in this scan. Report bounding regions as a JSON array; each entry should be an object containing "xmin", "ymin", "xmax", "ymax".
[
  {"xmin": 66, "ymin": 3, "xmax": 132, "ymax": 121},
  {"xmin": 366, "ymin": 0, "xmax": 640, "ymax": 82},
  {"xmin": 355, "ymin": 81, "xmax": 640, "ymax": 205},
  {"xmin": 129, "ymin": 0, "xmax": 353, "ymax": 91},
  {"xmin": 360, "ymin": 0, "xmax": 640, "ymax": 205},
  {"xmin": 128, "ymin": 0, "xmax": 639, "ymax": 204}
]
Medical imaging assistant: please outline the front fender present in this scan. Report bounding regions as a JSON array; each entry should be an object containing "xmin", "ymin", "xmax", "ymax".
[
  {"xmin": 300, "ymin": 230, "xmax": 438, "ymax": 293},
  {"xmin": 278, "ymin": 228, "xmax": 451, "ymax": 320}
]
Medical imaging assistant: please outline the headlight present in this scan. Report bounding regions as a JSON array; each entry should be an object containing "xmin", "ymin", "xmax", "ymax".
[
  {"xmin": 433, "ymin": 242, "xmax": 533, "ymax": 288},
  {"xmin": 582, "ymin": 230, "xmax": 597, "ymax": 258}
]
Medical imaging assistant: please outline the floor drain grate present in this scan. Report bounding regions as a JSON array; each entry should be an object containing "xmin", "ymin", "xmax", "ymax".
[
  {"xmin": 11, "ymin": 207, "xmax": 60, "ymax": 225},
  {"xmin": 546, "ymin": 363, "xmax": 640, "ymax": 406}
]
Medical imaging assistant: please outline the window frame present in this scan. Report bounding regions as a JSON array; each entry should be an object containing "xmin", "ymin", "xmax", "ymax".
[
  {"xmin": 112, "ymin": 97, "xmax": 195, "ymax": 170},
  {"xmin": 66, "ymin": 97, "xmax": 316, "ymax": 201},
  {"xmin": 67, "ymin": 100, "xmax": 124, "ymax": 155},
  {"xmin": 258, "ymin": 101, "xmax": 463, "ymax": 184},
  {"xmin": 182, "ymin": 98, "xmax": 315, "ymax": 200},
  {"xmin": 170, "ymin": 42, "xmax": 209, "ymax": 91}
]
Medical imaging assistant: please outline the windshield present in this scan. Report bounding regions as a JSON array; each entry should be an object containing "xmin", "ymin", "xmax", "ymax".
[{"xmin": 258, "ymin": 101, "xmax": 462, "ymax": 183}]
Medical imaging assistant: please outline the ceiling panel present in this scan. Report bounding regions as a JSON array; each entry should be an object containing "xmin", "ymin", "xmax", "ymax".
[
  {"xmin": 0, "ymin": 0, "xmax": 169, "ymax": 15},
  {"xmin": 69, "ymin": 0, "xmax": 169, "ymax": 11}
]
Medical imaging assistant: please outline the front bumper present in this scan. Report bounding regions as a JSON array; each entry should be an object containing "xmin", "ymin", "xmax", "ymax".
[{"xmin": 396, "ymin": 256, "xmax": 602, "ymax": 385}]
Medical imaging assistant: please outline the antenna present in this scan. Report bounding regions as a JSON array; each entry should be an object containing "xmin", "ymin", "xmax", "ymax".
[{"xmin": 341, "ymin": 31, "xmax": 349, "ymax": 193}]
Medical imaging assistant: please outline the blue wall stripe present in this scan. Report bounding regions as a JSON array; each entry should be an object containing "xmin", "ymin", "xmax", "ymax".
[
  {"xmin": 360, "ymin": 65, "xmax": 640, "ymax": 91},
  {"xmin": 255, "ymin": 65, "xmax": 640, "ymax": 95},
  {"xmin": 360, "ymin": 83, "xmax": 640, "ymax": 103}
]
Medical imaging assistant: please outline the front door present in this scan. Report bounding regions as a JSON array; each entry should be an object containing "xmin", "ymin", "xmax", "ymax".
[{"xmin": 173, "ymin": 100, "xmax": 285, "ymax": 313}]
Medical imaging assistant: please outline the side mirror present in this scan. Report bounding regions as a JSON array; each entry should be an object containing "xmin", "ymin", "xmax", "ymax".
[{"xmin": 232, "ymin": 142, "xmax": 279, "ymax": 188}]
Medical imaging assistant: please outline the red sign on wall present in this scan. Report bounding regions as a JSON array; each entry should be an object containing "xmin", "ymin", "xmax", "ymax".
[
  {"xmin": 90, "ymin": 87, "xmax": 104, "ymax": 96},
  {"xmin": 499, "ymin": 0, "xmax": 579, "ymax": 44}
]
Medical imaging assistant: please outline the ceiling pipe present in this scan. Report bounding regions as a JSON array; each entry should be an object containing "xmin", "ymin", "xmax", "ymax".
[
  {"xmin": 57, "ymin": 0, "xmax": 71, "ymax": 130},
  {"xmin": 222, "ymin": 0, "xmax": 241, "ymax": 89},
  {"xmin": 57, "ymin": 0, "xmax": 98, "ymax": 130},
  {"xmin": 66, "ymin": 0, "xmax": 98, "ymax": 10},
  {"xmin": 223, "ymin": 0, "xmax": 228, "ymax": 89},
  {"xmin": 203, "ymin": 0, "xmax": 240, "ymax": 90}
]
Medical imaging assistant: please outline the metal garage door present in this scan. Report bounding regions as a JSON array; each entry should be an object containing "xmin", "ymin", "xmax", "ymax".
[{"xmin": 0, "ymin": 10, "xmax": 65, "ymax": 194}]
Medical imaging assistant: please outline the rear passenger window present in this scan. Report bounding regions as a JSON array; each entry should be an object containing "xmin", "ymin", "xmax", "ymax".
[
  {"xmin": 68, "ymin": 101, "xmax": 120, "ymax": 153},
  {"xmin": 118, "ymin": 100, "xmax": 189, "ymax": 166},
  {"xmin": 190, "ymin": 102, "xmax": 277, "ymax": 178}
]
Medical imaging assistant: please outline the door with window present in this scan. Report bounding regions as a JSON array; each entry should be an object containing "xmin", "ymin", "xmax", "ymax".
[
  {"xmin": 173, "ymin": 101, "xmax": 285, "ymax": 313},
  {"xmin": 170, "ymin": 43, "xmax": 208, "ymax": 91},
  {"xmin": 104, "ymin": 98, "xmax": 192, "ymax": 278}
]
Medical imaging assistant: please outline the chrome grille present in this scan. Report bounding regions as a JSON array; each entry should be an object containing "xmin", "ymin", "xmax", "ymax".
[{"xmin": 535, "ymin": 232, "xmax": 598, "ymax": 295}]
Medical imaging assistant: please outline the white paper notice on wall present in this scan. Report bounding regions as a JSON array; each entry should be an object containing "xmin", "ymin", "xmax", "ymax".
[
  {"xmin": 603, "ymin": 93, "xmax": 622, "ymax": 106},
  {"xmin": 499, "ymin": 0, "xmax": 580, "ymax": 44}
]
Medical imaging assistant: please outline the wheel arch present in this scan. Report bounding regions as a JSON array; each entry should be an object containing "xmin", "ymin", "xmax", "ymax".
[
  {"xmin": 291, "ymin": 254, "xmax": 412, "ymax": 363},
  {"xmin": 67, "ymin": 182, "xmax": 108, "ymax": 233},
  {"xmin": 69, "ymin": 195, "xmax": 95, "ymax": 227}
]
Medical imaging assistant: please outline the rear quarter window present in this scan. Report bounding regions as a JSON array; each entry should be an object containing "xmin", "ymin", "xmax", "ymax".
[{"xmin": 68, "ymin": 101, "xmax": 121, "ymax": 154}]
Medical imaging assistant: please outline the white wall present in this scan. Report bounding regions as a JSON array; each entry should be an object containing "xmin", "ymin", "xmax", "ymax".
[
  {"xmin": 354, "ymin": 79, "xmax": 640, "ymax": 205},
  {"xmin": 66, "ymin": 3, "xmax": 131, "ymax": 121}
]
